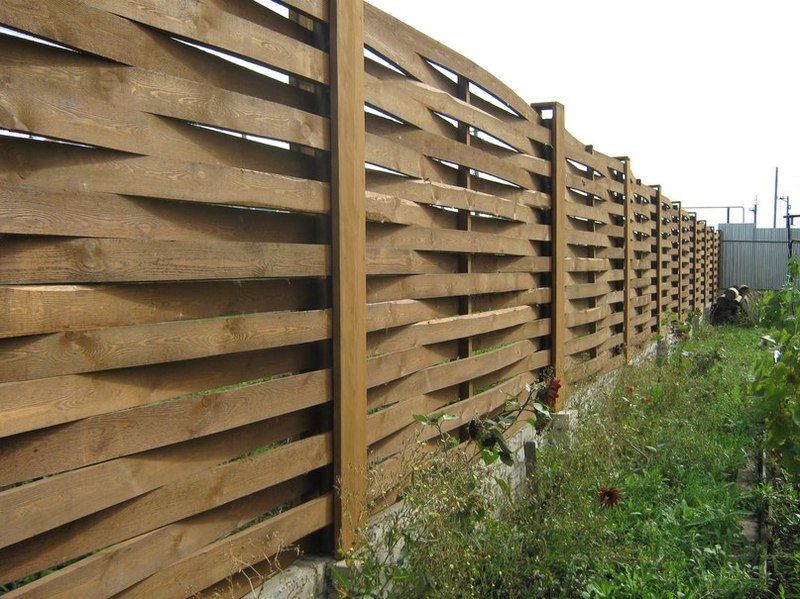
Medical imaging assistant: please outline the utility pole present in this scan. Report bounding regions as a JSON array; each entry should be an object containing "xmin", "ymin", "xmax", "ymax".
[
  {"xmin": 774, "ymin": 166, "xmax": 779, "ymax": 228},
  {"xmin": 783, "ymin": 195, "xmax": 792, "ymax": 259}
]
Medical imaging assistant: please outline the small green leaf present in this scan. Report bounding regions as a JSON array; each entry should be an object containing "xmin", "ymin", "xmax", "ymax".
[{"xmin": 480, "ymin": 448, "xmax": 499, "ymax": 465}]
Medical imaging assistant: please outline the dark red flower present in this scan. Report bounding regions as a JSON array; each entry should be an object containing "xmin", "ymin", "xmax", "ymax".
[
  {"xmin": 597, "ymin": 486, "xmax": 621, "ymax": 508},
  {"xmin": 624, "ymin": 386, "xmax": 634, "ymax": 396},
  {"xmin": 543, "ymin": 378, "xmax": 561, "ymax": 409}
]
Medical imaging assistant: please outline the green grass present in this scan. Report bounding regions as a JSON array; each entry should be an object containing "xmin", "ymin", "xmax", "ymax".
[{"xmin": 338, "ymin": 324, "xmax": 772, "ymax": 598}]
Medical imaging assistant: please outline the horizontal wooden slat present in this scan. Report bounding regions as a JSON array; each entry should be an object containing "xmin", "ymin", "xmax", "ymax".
[
  {"xmin": 565, "ymin": 281, "xmax": 613, "ymax": 300},
  {"xmin": 0, "ymin": 434, "xmax": 332, "ymax": 585},
  {"xmin": 87, "ymin": 0, "xmax": 328, "ymax": 84},
  {"xmin": 473, "ymin": 318, "xmax": 551, "ymax": 352},
  {"xmin": 367, "ymin": 176, "xmax": 546, "ymax": 221},
  {"xmin": 114, "ymin": 494, "xmax": 333, "ymax": 599},
  {"xmin": 565, "ymin": 305, "xmax": 611, "ymax": 328},
  {"xmin": 365, "ymin": 73, "xmax": 537, "ymax": 155},
  {"xmin": 368, "ymin": 340, "xmax": 535, "ymax": 411},
  {"xmin": 367, "ymin": 224, "xmax": 535, "ymax": 256},
  {"xmin": 367, "ymin": 305, "xmax": 533, "ymax": 355},
  {"xmin": 0, "ymin": 238, "xmax": 481, "ymax": 284},
  {"xmin": 0, "ymin": 0, "xmax": 316, "ymax": 112},
  {"xmin": 0, "ymin": 67, "xmax": 322, "ymax": 174},
  {"xmin": 367, "ymin": 272, "xmax": 537, "ymax": 303},
  {"xmin": 364, "ymin": 4, "xmax": 542, "ymax": 125},
  {"xmin": 0, "ymin": 139, "xmax": 329, "ymax": 215},
  {"xmin": 0, "ymin": 344, "xmax": 314, "ymax": 438},
  {"xmin": 0, "ymin": 309, "xmax": 330, "ymax": 382},
  {"xmin": 565, "ymin": 329, "xmax": 611, "ymax": 355},
  {"xmin": 0, "ymin": 48, "xmax": 329, "ymax": 149},
  {"xmin": 0, "ymin": 369, "xmax": 330, "ymax": 485},
  {"xmin": 0, "ymin": 186, "xmax": 320, "ymax": 243},
  {"xmin": 0, "ymin": 279, "xmax": 320, "ymax": 340},
  {"xmin": 0, "ymin": 411, "xmax": 312, "ymax": 550},
  {"xmin": 3, "ymin": 477, "xmax": 318, "ymax": 599},
  {"xmin": 371, "ymin": 124, "xmax": 546, "ymax": 188},
  {"xmin": 367, "ymin": 343, "xmax": 455, "ymax": 388}
]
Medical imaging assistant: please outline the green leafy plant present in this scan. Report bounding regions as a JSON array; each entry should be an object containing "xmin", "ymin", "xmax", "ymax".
[
  {"xmin": 467, "ymin": 377, "xmax": 559, "ymax": 467},
  {"xmin": 335, "ymin": 326, "xmax": 769, "ymax": 598},
  {"xmin": 752, "ymin": 257, "xmax": 800, "ymax": 479}
]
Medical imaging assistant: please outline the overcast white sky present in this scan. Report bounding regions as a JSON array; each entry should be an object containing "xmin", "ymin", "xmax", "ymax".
[{"xmin": 368, "ymin": 0, "xmax": 800, "ymax": 229}]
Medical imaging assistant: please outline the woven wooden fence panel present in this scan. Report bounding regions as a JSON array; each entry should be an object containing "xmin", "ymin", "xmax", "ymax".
[{"xmin": 0, "ymin": 1, "xmax": 719, "ymax": 596}]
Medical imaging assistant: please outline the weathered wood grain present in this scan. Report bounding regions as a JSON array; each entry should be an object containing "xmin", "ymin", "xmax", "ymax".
[
  {"xmin": 113, "ymin": 494, "xmax": 333, "ymax": 599},
  {"xmin": 0, "ymin": 309, "xmax": 330, "ymax": 382},
  {"xmin": 2, "ymin": 477, "xmax": 315, "ymax": 599},
  {"xmin": 0, "ymin": 434, "xmax": 332, "ymax": 585},
  {"xmin": 0, "ymin": 344, "xmax": 314, "ymax": 438},
  {"xmin": 0, "ymin": 48, "xmax": 329, "ymax": 149},
  {"xmin": 0, "ymin": 411, "xmax": 312, "ymax": 549},
  {"xmin": 0, "ymin": 139, "xmax": 329, "ymax": 215},
  {"xmin": 0, "ymin": 238, "xmax": 328, "ymax": 284},
  {"xmin": 367, "ymin": 306, "xmax": 534, "ymax": 356},
  {"xmin": 0, "ymin": 186, "xmax": 320, "ymax": 244},
  {"xmin": 367, "ymin": 272, "xmax": 537, "ymax": 303},
  {"xmin": 0, "ymin": 279, "xmax": 320, "ymax": 340},
  {"xmin": 0, "ymin": 368, "xmax": 330, "ymax": 485}
]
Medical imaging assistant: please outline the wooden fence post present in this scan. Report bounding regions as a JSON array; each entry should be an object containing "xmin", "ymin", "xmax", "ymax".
[
  {"xmin": 653, "ymin": 185, "xmax": 664, "ymax": 335},
  {"xmin": 456, "ymin": 76, "xmax": 474, "ymax": 402},
  {"xmin": 330, "ymin": 0, "xmax": 367, "ymax": 555},
  {"xmin": 622, "ymin": 158, "xmax": 633, "ymax": 362},
  {"xmin": 691, "ymin": 214, "xmax": 699, "ymax": 310},
  {"xmin": 539, "ymin": 102, "xmax": 566, "ymax": 405},
  {"xmin": 674, "ymin": 202, "xmax": 683, "ymax": 316}
]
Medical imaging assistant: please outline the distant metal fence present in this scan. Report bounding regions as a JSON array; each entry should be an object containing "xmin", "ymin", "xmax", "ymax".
[{"xmin": 719, "ymin": 224, "xmax": 800, "ymax": 290}]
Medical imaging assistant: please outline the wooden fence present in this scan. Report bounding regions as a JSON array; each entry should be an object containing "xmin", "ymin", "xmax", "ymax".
[{"xmin": 0, "ymin": 1, "xmax": 718, "ymax": 596}]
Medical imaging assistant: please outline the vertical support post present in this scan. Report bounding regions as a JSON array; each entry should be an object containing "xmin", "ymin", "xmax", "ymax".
[
  {"xmin": 330, "ymin": 0, "xmax": 366, "ymax": 556},
  {"xmin": 716, "ymin": 230, "xmax": 721, "ymax": 293},
  {"xmin": 675, "ymin": 203, "xmax": 683, "ymax": 316},
  {"xmin": 654, "ymin": 185, "xmax": 664, "ymax": 335},
  {"xmin": 456, "ymin": 76, "xmax": 473, "ymax": 402},
  {"xmin": 691, "ymin": 215, "xmax": 699, "ymax": 311},
  {"xmin": 705, "ymin": 225, "xmax": 712, "ymax": 304},
  {"xmin": 622, "ymin": 159, "xmax": 633, "ymax": 362},
  {"xmin": 549, "ymin": 103, "xmax": 567, "ymax": 406}
]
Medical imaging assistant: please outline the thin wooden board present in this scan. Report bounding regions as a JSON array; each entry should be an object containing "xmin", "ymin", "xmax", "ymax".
[
  {"xmin": 114, "ymin": 494, "xmax": 333, "ymax": 599},
  {"xmin": 0, "ymin": 309, "xmax": 330, "ymax": 382},
  {"xmin": 367, "ymin": 272, "xmax": 537, "ymax": 303},
  {"xmin": 0, "ymin": 411, "xmax": 313, "ymax": 550},
  {"xmin": 0, "ymin": 434, "xmax": 332, "ymax": 584},
  {"xmin": 0, "ymin": 186, "xmax": 320, "ymax": 244},
  {"xmin": 0, "ymin": 139, "xmax": 329, "ymax": 215},
  {"xmin": 7, "ymin": 478, "xmax": 315, "ymax": 598},
  {"xmin": 0, "ymin": 368, "xmax": 330, "ymax": 485},
  {"xmin": 367, "ymin": 305, "xmax": 533, "ymax": 355},
  {"xmin": 0, "ymin": 344, "xmax": 315, "ymax": 438},
  {"xmin": 0, "ymin": 279, "xmax": 320, "ymax": 340}
]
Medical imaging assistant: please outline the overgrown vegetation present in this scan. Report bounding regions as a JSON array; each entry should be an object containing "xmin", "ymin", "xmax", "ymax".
[
  {"xmin": 337, "ymin": 323, "xmax": 774, "ymax": 597},
  {"xmin": 753, "ymin": 257, "xmax": 800, "ymax": 479},
  {"xmin": 751, "ymin": 258, "xmax": 800, "ymax": 595}
]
